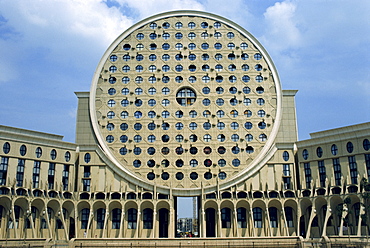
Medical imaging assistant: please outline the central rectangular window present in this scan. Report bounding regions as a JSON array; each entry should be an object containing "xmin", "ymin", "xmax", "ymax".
[
  {"xmin": 303, "ymin": 163, "xmax": 311, "ymax": 189},
  {"xmin": 333, "ymin": 158, "xmax": 341, "ymax": 186},
  {"xmin": 16, "ymin": 159, "xmax": 25, "ymax": 187},
  {"xmin": 318, "ymin": 160, "xmax": 326, "ymax": 187},
  {"xmin": 32, "ymin": 161, "xmax": 41, "ymax": 188},
  {"xmin": 348, "ymin": 156, "xmax": 358, "ymax": 184},
  {"xmin": 0, "ymin": 157, "xmax": 9, "ymax": 186},
  {"xmin": 48, "ymin": 163, "xmax": 55, "ymax": 189},
  {"xmin": 365, "ymin": 154, "xmax": 370, "ymax": 181},
  {"xmin": 62, "ymin": 165, "xmax": 69, "ymax": 191}
]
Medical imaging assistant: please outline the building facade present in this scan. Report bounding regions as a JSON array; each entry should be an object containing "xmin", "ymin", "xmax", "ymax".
[{"xmin": 0, "ymin": 10, "xmax": 369, "ymax": 246}]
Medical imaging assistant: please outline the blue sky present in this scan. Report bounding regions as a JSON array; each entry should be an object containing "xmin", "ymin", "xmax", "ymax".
[{"xmin": 0, "ymin": 0, "xmax": 369, "ymax": 217}]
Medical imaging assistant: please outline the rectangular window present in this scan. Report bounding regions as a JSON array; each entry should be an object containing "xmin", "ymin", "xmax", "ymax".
[
  {"xmin": 318, "ymin": 160, "xmax": 326, "ymax": 187},
  {"xmin": 304, "ymin": 163, "xmax": 311, "ymax": 189},
  {"xmin": 16, "ymin": 159, "xmax": 25, "ymax": 187},
  {"xmin": 283, "ymin": 177, "xmax": 291, "ymax": 190},
  {"xmin": 48, "ymin": 163, "xmax": 55, "ymax": 190},
  {"xmin": 83, "ymin": 166, "xmax": 91, "ymax": 178},
  {"xmin": 112, "ymin": 208, "xmax": 121, "ymax": 229},
  {"xmin": 82, "ymin": 179, "xmax": 90, "ymax": 192},
  {"xmin": 365, "ymin": 154, "xmax": 370, "ymax": 182},
  {"xmin": 0, "ymin": 157, "xmax": 9, "ymax": 186},
  {"xmin": 283, "ymin": 164, "xmax": 290, "ymax": 176},
  {"xmin": 32, "ymin": 161, "xmax": 41, "ymax": 188},
  {"xmin": 62, "ymin": 165, "xmax": 69, "ymax": 191},
  {"xmin": 237, "ymin": 208, "xmax": 247, "ymax": 228},
  {"xmin": 333, "ymin": 158, "xmax": 342, "ymax": 186},
  {"xmin": 348, "ymin": 156, "xmax": 358, "ymax": 184}
]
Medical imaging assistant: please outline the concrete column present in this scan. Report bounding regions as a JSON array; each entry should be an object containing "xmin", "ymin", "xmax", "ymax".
[
  {"xmin": 102, "ymin": 208, "xmax": 108, "ymax": 238},
  {"xmin": 169, "ymin": 207, "xmax": 175, "ymax": 238},
  {"xmin": 201, "ymin": 209, "xmax": 206, "ymax": 238},
  {"xmin": 217, "ymin": 209, "xmax": 222, "ymax": 237},
  {"xmin": 119, "ymin": 209, "xmax": 124, "ymax": 238},
  {"xmin": 233, "ymin": 208, "xmax": 238, "ymax": 237}
]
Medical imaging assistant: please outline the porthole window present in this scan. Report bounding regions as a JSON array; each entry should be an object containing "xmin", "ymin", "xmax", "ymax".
[
  {"xmin": 161, "ymin": 147, "xmax": 169, "ymax": 155},
  {"xmin": 201, "ymin": 43, "xmax": 209, "ymax": 50},
  {"xmin": 244, "ymin": 122, "xmax": 252, "ymax": 130},
  {"xmin": 363, "ymin": 139, "xmax": 370, "ymax": 151},
  {"xmin": 161, "ymin": 159, "xmax": 169, "ymax": 167},
  {"xmin": 346, "ymin": 142, "xmax": 354, "ymax": 153},
  {"xmin": 231, "ymin": 134, "xmax": 239, "ymax": 142},
  {"xmin": 149, "ymin": 23, "xmax": 157, "ymax": 29},
  {"xmin": 190, "ymin": 159, "xmax": 198, "ymax": 167},
  {"xmin": 202, "ymin": 87, "xmax": 210, "ymax": 94},
  {"xmin": 50, "ymin": 149, "xmax": 57, "ymax": 160},
  {"xmin": 175, "ymin": 32, "xmax": 183, "ymax": 39},
  {"xmin": 176, "ymin": 147, "xmax": 184, "ymax": 155},
  {"xmin": 316, "ymin": 147, "xmax": 323, "ymax": 158},
  {"xmin": 175, "ymin": 123, "xmax": 184, "ymax": 130},
  {"xmin": 149, "ymin": 54, "xmax": 157, "ymax": 61},
  {"xmin": 190, "ymin": 172, "xmax": 198, "ymax": 180},
  {"xmin": 204, "ymin": 172, "xmax": 212, "ymax": 180},
  {"xmin": 175, "ymin": 22, "xmax": 183, "ymax": 29},
  {"xmin": 244, "ymin": 110, "xmax": 252, "ymax": 117},
  {"xmin": 148, "ymin": 99, "xmax": 156, "ymax": 107},
  {"xmin": 302, "ymin": 149, "xmax": 309, "ymax": 160},
  {"xmin": 175, "ymin": 76, "xmax": 183, "ymax": 83},
  {"xmin": 20, "ymin": 145, "xmax": 27, "ymax": 156},
  {"xmin": 176, "ymin": 159, "xmax": 184, "ymax": 167},
  {"xmin": 245, "ymin": 134, "xmax": 253, "ymax": 142},
  {"xmin": 189, "ymin": 110, "xmax": 197, "ymax": 118},
  {"xmin": 189, "ymin": 53, "xmax": 196, "ymax": 59},
  {"xmin": 147, "ymin": 172, "xmax": 155, "ymax": 180},
  {"xmin": 218, "ymin": 172, "xmax": 227, "ymax": 180},
  {"xmin": 120, "ymin": 123, "xmax": 128, "ymax": 131},
  {"xmin": 283, "ymin": 151, "xmax": 289, "ymax": 161},
  {"xmin": 189, "ymin": 134, "xmax": 198, "ymax": 142},
  {"xmin": 259, "ymin": 134, "xmax": 267, "ymax": 142},
  {"xmin": 188, "ymin": 22, "xmax": 196, "ymax": 28},
  {"xmin": 218, "ymin": 146, "xmax": 226, "ymax": 154},
  {"xmin": 232, "ymin": 146, "xmax": 240, "ymax": 154},
  {"xmin": 218, "ymin": 159, "xmax": 226, "ymax": 167},
  {"xmin": 162, "ymin": 22, "xmax": 170, "ymax": 29},
  {"xmin": 231, "ymin": 122, "xmax": 239, "ymax": 130},
  {"xmin": 232, "ymin": 159, "xmax": 240, "ymax": 167},
  {"xmin": 331, "ymin": 144, "xmax": 338, "ymax": 155},
  {"xmin": 203, "ymin": 122, "xmax": 211, "ymax": 130},
  {"xmin": 122, "ymin": 65, "xmax": 130, "ymax": 72},
  {"xmin": 134, "ymin": 98, "xmax": 142, "ymax": 106},
  {"xmin": 176, "ymin": 172, "xmax": 184, "ymax": 180},
  {"xmin": 203, "ymin": 134, "xmax": 211, "ymax": 142},
  {"xmin": 162, "ymin": 135, "xmax": 170, "ymax": 142},
  {"xmin": 216, "ymin": 110, "xmax": 224, "ymax": 118},
  {"xmin": 242, "ymin": 75, "xmax": 250, "ymax": 83},
  {"xmin": 147, "ymin": 147, "xmax": 155, "ymax": 155},
  {"xmin": 3, "ymin": 142, "xmax": 10, "ymax": 154},
  {"xmin": 201, "ymin": 32, "xmax": 208, "ymax": 39},
  {"xmin": 133, "ymin": 160, "xmax": 141, "ymax": 168},
  {"xmin": 161, "ymin": 123, "xmax": 169, "ymax": 130},
  {"xmin": 136, "ymin": 33, "xmax": 144, "ymax": 40},
  {"xmin": 203, "ymin": 98, "xmax": 211, "ymax": 106},
  {"xmin": 189, "ymin": 122, "xmax": 197, "ymax": 130},
  {"xmin": 133, "ymin": 135, "xmax": 142, "ymax": 143},
  {"xmin": 148, "ymin": 111, "xmax": 156, "ymax": 118},
  {"xmin": 258, "ymin": 122, "xmax": 266, "ymax": 129},
  {"xmin": 84, "ymin": 153, "xmax": 91, "ymax": 163},
  {"xmin": 162, "ymin": 43, "xmax": 170, "ymax": 50},
  {"xmin": 65, "ymin": 151, "xmax": 71, "ymax": 162},
  {"xmin": 257, "ymin": 110, "xmax": 265, "ymax": 117},
  {"xmin": 35, "ymin": 147, "xmax": 42, "ymax": 158},
  {"xmin": 214, "ymin": 21, "xmax": 221, "ymax": 28},
  {"xmin": 162, "ymin": 87, "xmax": 170, "ymax": 95},
  {"xmin": 121, "ymin": 111, "xmax": 128, "ymax": 119},
  {"xmin": 257, "ymin": 98, "xmax": 265, "ymax": 105},
  {"xmin": 175, "ymin": 110, "xmax": 183, "ymax": 118},
  {"xmin": 217, "ymin": 122, "xmax": 225, "ymax": 130},
  {"xmin": 202, "ymin": 54, "xmax": 209, "ymax": 61},
  {"xmin": 134, "ymin": 123, "xmax": 142, "ymax": 130},
  {"xmin": 216, "ymin": 76, "xmax": 223, "ymax": 83},
  {"xmin": 162, "ymin": 54, "xmax": 170, "ymax": 61},
  {"xmin": 119, "ymin": 147, "xmax": 127, "ymax": 155},
  {"xmin": 254, "ymin": 53, "xmax": 262, "ymax": 60},
  {"xmin": 214, "ymin": 43, "xmax": 222, "ymax": 49},
  {"xmin": 204, "ymin": 158, "xmax": 212, "ymax": 166},
  {"xmin": 148, "ymin": 135, "xmax": 156, "ymax": 143},
  {"xmin": 246, "ymin": 146, "xmax": 254, "ymax": 154},
  {"xmin": 135, "ymin": 76, "xmax": 143, "ymax": 84},
  {"xmin": 123, "ymin": 55, "xmax": 130, "ymax": 61},
  {"xmin": 218, "ymin": 135, "xmax": 225, "ymax": 142},
  {"xmin": 109, "ymin": 77, "xmax": 116, "ymax": 84},
  {"xmin": 176, "ymin": 135, "xmax": 184, "ymax": 142},
  {"xmin": 188, "ymin": 32, "xmax": 196, "ymax": 39},
  {"xmin": 216, "ymin": 98, "xmax": 224, "ymax": 106},
  {"xmin": 133, "ymin": 147, "xmax": 141, "ymax": 155}
]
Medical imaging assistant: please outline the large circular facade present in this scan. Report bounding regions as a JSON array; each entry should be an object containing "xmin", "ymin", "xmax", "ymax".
[{"xmin": 90, "ymin": 10, "xmax": 282, "ymax": 195}]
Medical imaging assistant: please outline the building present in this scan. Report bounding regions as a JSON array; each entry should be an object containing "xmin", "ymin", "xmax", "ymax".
[{"xmin": 0, "ymin": 10, "xmax": 369, "ymax": 247}]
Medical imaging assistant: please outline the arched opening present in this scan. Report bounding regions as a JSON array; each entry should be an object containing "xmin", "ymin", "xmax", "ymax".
[
  {"xmin": 205, "ymin": 208, "xmax": 216, "ymax": 237},
  {"xmin": 158, "ymin": 208, "xmax": 169, "ymax": 238}
]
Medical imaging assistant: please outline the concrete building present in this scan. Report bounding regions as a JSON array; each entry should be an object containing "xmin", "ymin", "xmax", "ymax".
[{"xmin": 0, "ymin": 10, "xmax": 369, "ymax": 247}]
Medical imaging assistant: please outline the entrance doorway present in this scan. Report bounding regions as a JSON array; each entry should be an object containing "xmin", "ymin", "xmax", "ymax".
[{"xmin": 158, "ymin": 208, "xmax": 169, "ymax": 238}]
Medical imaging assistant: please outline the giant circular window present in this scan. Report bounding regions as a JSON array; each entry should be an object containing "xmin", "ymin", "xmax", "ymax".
[
  {"xmin": 89, "ymin": 10, "xmax": 282, "ymax": 195},
  {"xmin": 176, "ymin": 88, "xmax": 196, "ymax": 106}
]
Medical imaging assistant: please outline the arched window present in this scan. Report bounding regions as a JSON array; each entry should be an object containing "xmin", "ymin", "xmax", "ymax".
[
  {"xmin": 221, "ymin": 208, "xmax": 231, "ymax": 228},
  {"xmin": 96, "ymin": 208, "xmax": 105, "ymax": 229},
  {"xmin": 269, "ymin": 207, "xmax": 278, "ymax": 228},
  {"xmin": 253, "ymin": 207, "xmax": 263, "ymax": 228},
  {"xmin": 284, "ymin": 207, "xmax": 294, "ymax": 227},
  {"xmin": 81, "ymin": 208, "xmax": 90, "ymax": 229},
  {"xmin": 112, "ymin": 208, "xmax": 121, "ymax": 229},
  {"xmin": 143, "ymin": 208, "xmax": 153, "ymax": 229},
  {"xmin": 127, "ymin": 208, "xmax": 137, "ymax": 229},
  {"xmin": 237, "ymin": 207, "xmax": 247, "ymax": 228}
]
